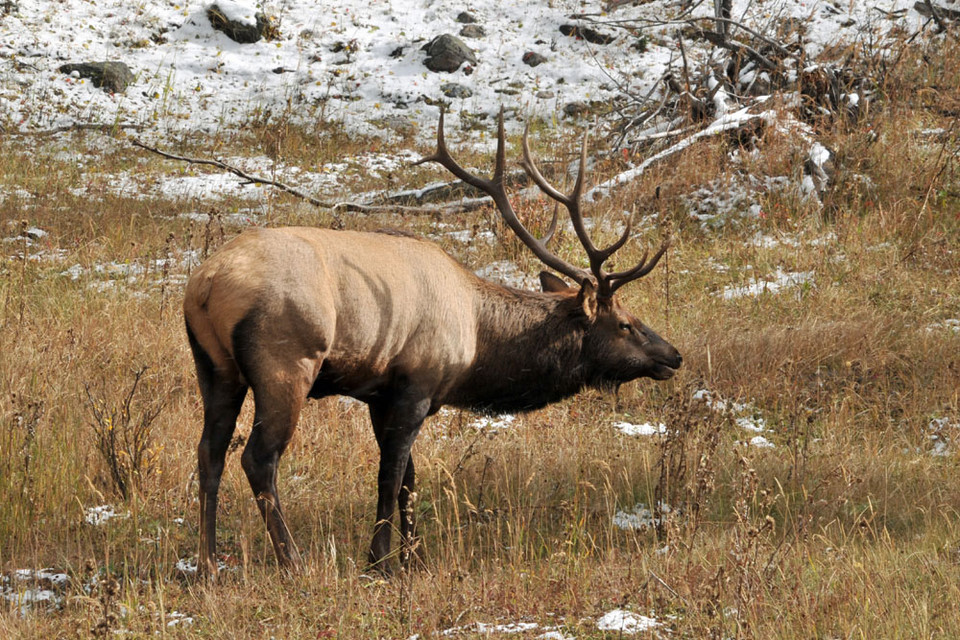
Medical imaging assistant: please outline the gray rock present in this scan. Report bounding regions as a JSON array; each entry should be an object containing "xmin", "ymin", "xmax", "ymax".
[
  {"xmin": 563, "ymin": 101, "xmax": 590, "ymax": 117},
  {"xmin": 207, "ymin": 3, "xmax": 270, "ymax": 44},
  {"xmin": 459, "ymin": 24, "xmax": 486, "ymax": 38},
  {"xmin": 422, "ymin": 34, "xmax": 477, "ymax": 73},
  {"xmin": 522, "ymin": 51, "xmax": 547, "ymax": 67},
  {"xmin": 441, "ymin": 83, "xmax": 473, "ymax": 99},
  {"xmin": 456, "ymin": 11, "xmax": 478, "ymax": 23},
  {"xmin": 58, "ymin": 61, "xmax": 134, "ymax": 93}
]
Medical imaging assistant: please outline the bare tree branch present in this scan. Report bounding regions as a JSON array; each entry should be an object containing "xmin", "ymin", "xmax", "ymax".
[
  {"xmin": 131, "ymin": 140, "xmax": 489, "ymax": 219},
  {"xmin": 15, "ymin": 123, "xmax": 145, "ymax": 136}
]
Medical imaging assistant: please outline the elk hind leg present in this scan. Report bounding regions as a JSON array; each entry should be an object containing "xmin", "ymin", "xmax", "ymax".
[
  {"xmin": 190, "ymin": 326, "xmax": 247, "ymax": 580},
  {"xmin": 241, "ymin": 379, "xmax": 310, "ymax": 571}
]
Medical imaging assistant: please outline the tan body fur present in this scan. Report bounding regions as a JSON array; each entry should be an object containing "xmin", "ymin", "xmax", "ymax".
[{"xmin": 186, "ymin": 227, "xmax": 479, "ymax": 407}]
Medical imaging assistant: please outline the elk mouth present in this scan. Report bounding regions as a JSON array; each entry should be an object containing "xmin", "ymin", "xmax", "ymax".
[
  {"xmin": 647, "ymin": 352, "xmax": 682, "ymax": 380},
  {"xmin": 649, "ymin": 363, "xmax": 678, "ymax": 380}
]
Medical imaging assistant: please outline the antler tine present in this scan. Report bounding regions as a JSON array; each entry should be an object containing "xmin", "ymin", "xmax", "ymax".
[
  {"xmin": 606, "ymin": 236, "xmax": 672, "ymax": 293},
  {"xmin": 414, "ymin": 108, "xmax": 492, "ymax": 192},
  {"xmin": 540, "ymin": 203, "xmax": 560, "ymax": 247},
  {"xmin": 594, "ymin": 206, "xmax": 635, "ymax": 264},
  {"xmin": 419, "ymin": 108, "xmax": 589, "ymax": 285},
  {"xmin": 521, "ymin": 124, "xmax": 610, "ymax": 284},
  {"xmin": 521, "ymin": 125, "xmax": 568, "ymax": 204}
]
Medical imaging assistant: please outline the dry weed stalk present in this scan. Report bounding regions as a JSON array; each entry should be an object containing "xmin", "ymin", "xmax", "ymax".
[
  {"xmin": 3, "ymin": 392, "xmax": 44, "ymax": 501},
  {"xmin": 654, "ymin": 393, "xmax": 722, "ymax": 544}
]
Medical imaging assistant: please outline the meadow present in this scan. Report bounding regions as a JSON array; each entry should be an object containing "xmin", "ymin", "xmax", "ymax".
[{"xmin": 2, "ymin": 32, "xmax": 960, "ymax": 640}]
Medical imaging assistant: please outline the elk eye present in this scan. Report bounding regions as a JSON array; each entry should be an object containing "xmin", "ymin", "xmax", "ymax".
[{"xmin": 619, "ymin": 322, "xmax": 632, "ymax": 333}]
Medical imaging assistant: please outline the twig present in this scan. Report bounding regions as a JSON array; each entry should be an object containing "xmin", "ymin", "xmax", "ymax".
[
  {"xmin": 693, "ymin": 27, "xmax": 778, "ymax": 71},
  {"xmin": 916, "ymin": 0, "xmax": 960, "ymax": 22},
  {"xmin": 649, "ymin": 570, "xmax": 689, "ymax": 607},
  {"xmin": 688, "ymin": 16, "xmax": 795, "ymax": 60}
]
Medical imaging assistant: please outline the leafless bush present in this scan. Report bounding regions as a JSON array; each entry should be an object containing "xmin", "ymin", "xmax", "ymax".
[{"xmin": 83, "ymin": 367, "xmax": 164, "ymax": 501}]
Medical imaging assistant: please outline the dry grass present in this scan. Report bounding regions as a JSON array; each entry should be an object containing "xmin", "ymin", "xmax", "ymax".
[{"xmin": 1, "ymin": 35, "xmax": 960, "ymax": 639}]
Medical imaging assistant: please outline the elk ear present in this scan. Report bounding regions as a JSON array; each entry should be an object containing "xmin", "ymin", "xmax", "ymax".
[
  {"xmin": 539, "ymin": 271, "xmax": 571, "ymax": 293},
  {"xmin": 577, "ymin": 278, "xmax": 599, "ymax": 321}
]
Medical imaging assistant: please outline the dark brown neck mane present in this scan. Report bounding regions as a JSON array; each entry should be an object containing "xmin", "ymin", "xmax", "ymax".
[{"xmin": 446, "ymin": 280, "xmax": 590, "ymax": 414}]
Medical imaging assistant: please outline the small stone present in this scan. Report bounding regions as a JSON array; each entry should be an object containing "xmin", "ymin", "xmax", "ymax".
[
  {"xmin": 564, "ymin": 101, "xmax": 590, "ymax": 117},
  {"xmin": 455, "ymin": 11, "xmax": 478, "ymax": 24},
  {"xmin": 422, "ymin": 34, "xmax": 477, "ymax": 73},
  {"xmin": 522, "ymin": 51, "xmax": 547, "ymax": 67},
  {"xmin": 58, "ymin": 61, "xmax": 134, "ymax": 93},
  {"xmin": 459, "ymin": 24, "xmax": 486, "ymax": 38},
  {"xmin": 441, "ymin": 82, "xmax": 473, "ymax": 99},
  {"xmin": 536, "ymin": 90, "xmax": 555, "ymax": 99}
]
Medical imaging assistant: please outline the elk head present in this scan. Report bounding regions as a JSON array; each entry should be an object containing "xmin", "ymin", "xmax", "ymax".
[{"xmin": 418, "ymin": 109, "xmax": 682, "ymax": 388}]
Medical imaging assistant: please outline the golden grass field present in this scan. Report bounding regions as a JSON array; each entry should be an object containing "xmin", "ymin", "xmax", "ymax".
[{"xmin": 1, "ymin": 36, "xmax": 959, "ymax": 639}]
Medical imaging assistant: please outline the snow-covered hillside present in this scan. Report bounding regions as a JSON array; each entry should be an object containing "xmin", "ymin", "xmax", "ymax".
[{"xmin": 0, "ymin": 0, "xmax": 924, "ymax": 138}]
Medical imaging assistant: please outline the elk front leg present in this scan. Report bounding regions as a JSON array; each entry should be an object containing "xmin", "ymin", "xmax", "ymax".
[
  {"xmin": 397, "ymin": 453, "xmax": 422, "ymax": 567},
  {"xmin": 368, "ymin": 395, "xmax": 429, "ymax": 573}
]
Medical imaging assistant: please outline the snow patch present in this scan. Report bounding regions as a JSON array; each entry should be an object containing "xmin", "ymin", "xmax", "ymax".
[
  {"xmin": 614, "ymin": 421, "xmax": 667, "ymax": 437},
  {"xmin": 84, "ymin": 505, "xmax": 130, "ymax": 526},
  {"xmin": 596, "ymin": 609, "xmax": 661, "ymax": 634},
  {"xmin": 1, "ymin": 569, "xmax": 70, "ymax": 615},
  {"xmin": 927, "ymin": 417, "xmax": 958, "ymax": 457},
  {"xmin": 720, "ymin": 267, "xmax": 814, "ymax": 299},
  {"xmin": 468, "ymin": 414, "xmax": 516, "ymax": 431},
  {"xmin": 925, "ymin": 319, "xmax": 960, "ymax": 335},
  {"xmin": 475, "ymin": 261, "xmax": 538, "ymax": 290},
  {"xmin": 612, "ymin": 503, "xmax": 672, "ymax": 531},
  {"xmin": 166, "ymin": 610, "xmax": 195, "ymax": 627}
]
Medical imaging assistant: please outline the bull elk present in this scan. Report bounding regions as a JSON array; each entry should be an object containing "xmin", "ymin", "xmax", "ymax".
[{"xmin": 184, "ymin": 110, "xmax": 682, "ymax": 577}]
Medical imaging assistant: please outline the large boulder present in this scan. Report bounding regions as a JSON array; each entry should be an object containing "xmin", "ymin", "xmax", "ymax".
[
  {"xmin": 422, "ymin": 34, "xmax": 477, "ymax": 73},
  {"xmin": 58, "ymin": 61, "xmax": 134, "ymax": 93}
]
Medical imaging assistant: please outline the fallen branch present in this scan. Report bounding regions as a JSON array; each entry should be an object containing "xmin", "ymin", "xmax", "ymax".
[
  {"xmin": 586, "ymin": 107, "xmax": 775, "ymax": 201},
  {"xmin": 131, "ymin": 140, "xmax": 488, "ymax": 219},
  {"xmin": 339, "ymin": 197, "xmax": 491, "ymax": 216},
  {"xmin": 17, "ymin": 123, "xmax": 145, "ymax": 136},
  {"xmin": 628, "ymin": 123, "xmax": 696, "ymax": 145},
  {"xmin": 915, "ymin": 0, "xmax": 960, "ymax": 22},
  {"xmin": 132, "ymin": 139, "xmax": 336, "ymax": 208}
]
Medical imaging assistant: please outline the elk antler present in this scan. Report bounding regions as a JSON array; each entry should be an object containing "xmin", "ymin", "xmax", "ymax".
[{"xmin": 418, "ymin": 108, "xmax": 669, "ymax": 298}]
